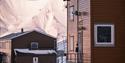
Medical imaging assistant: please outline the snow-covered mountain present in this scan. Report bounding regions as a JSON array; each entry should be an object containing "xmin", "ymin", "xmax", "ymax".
[{"xmin": 0, "ymin": 0, "xmax": 67, "ymax": 40}]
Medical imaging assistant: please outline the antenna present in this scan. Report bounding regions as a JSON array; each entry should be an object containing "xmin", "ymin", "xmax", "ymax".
[{"xmin": 21, "ymin": 28, "xmax": 24, "ymax": 33}]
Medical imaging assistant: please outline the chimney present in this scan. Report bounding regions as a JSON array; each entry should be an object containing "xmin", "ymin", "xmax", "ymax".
[{"xmin": 21, "ymin": 28, "xmax": 24, "ymax": 33}]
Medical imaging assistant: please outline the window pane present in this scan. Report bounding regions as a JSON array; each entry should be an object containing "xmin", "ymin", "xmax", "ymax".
[
  {"xmin": 97, "ymin": 26, "xmax": 111, "ymax": 43},
  {"xmin": 31, "ymin": 42, "xmax": 38, "ymax": 49},
  {"xmin": 70, "ymin": 36, "xmax": 74, "ymax": 50}
]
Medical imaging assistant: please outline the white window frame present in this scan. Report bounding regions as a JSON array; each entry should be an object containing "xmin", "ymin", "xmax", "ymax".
[
  {"xmin": 31, "ymin": 42, "xmax": 38, "ymax": 49},
  {"xmin": 94, "ymin": 24, "xmax": 115, "ymax": 47},
  {"xmin": 69, "ymin": 36, "xmax": 74, "ymax": 51},
  {"xmin": 0, "ymin": 42, "xmax": 6, "ymax": 49},
  {"xmin": 33, "ymin": 57, "xmax": 38, "ymax": 63},
  {"xmin": 0, "ymin": 42, "xmax": 3, "ymax": 48},
  {"xmin": 69, "ymin": 5, "xmax": 74, "ymax": 21}
]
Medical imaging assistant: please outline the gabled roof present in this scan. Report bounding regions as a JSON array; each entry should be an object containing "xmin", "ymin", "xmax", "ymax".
[
  {"xmin": 0, "ymin": 31, "xmax": 29, "ymax": 40},
  {"xmin": 0, "ymin": 30, "xmax": 56, "ymax": 40}
]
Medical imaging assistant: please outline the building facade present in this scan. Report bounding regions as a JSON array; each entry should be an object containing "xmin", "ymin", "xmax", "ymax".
[
  {"xmin": 67, "ymin": 0, "xmax": 125, "ymax": 63},
  {"xmin": 0, "ymin": 30, "xmax": 57, "ymax": 63},
  {"xmin": 91, "ymin": 0, "xmax": 125, "ymax": 63},
  {"xmin": 67, "ymin": 0, "xmax": 91, "ymax": 63}
]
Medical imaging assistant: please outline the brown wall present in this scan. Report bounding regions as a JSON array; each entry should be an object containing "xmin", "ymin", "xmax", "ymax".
[
  {"xmin": 15, "ymin": 54, "xmax": 56, "ymax": 63},
  {"xmin": 67, "ymin": 0, "xmax": 91, "ymax": 63},
  {"xmin": 0, "ymin": 40, "xmax": 11, "ymax": 63},
  {"xmin": 91, "ymin": 0, "xmax": 125, "ymax": 63},
  {"xmin": 12, "ymin": 31, "xmax": 56, "ymax": 50},
  {"xmin": 67, "ymin": 0, "xmax": 78, "ymax": 53}
]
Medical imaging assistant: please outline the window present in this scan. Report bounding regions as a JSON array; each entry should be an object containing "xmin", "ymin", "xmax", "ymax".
[
  {"xmin": 69, "ymin": 6, "xmax": 74, "ymax": 21},
  {"xmin": 31, "ymin": 42, "xmax": 38, "ymax": 49},
  {"xmin": 94, "ymin": 24, "xmax": 115, "ymax": 47},
  {"xmin": 69, "ymin": 36, "xmax": 74, "ymax": 51},
  {"xmin": 33, "ymin": 57, "xmax": 38, "ymax": 63},
  {"xmin": 77, "ymin": 31, "xmax": 83, "ymax": 52}
]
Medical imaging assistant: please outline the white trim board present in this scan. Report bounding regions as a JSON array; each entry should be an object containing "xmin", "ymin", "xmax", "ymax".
[{"xmin": 94, "ymin": 24, "xmax": 115, "ymax": 47}]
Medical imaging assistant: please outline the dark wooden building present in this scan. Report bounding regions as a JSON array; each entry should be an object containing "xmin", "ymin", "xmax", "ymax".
[
  {"xmin": 0, "ymin": 30, "xmax": 57, "ymax": 63},
  {"xmin": 91, "ymin": 0, "xmax": 125, "ymax": 63},
  {"xmin": 67, "ymin": 0, "xmax": 125, "ymax": 63}
]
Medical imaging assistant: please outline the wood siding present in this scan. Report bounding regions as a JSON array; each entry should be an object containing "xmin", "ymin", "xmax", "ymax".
[
  {"xmin": 78, "ymin": 0, "xmax": 91, "ymax": 63},
  {"xmin": 67, "ymin": 0, "xmax": 91, "ymax": 63},
  {"xmin": 67, "ymin": 0, "xmax": 78, "ymax": 53},
  {"xmin": 91, "ymin": 0, "xmax": 125, "ymax": 63},
  {"xmin": 15, "ymin": 54, "xmax": 56, "ymax": 63},
  {"xmin": 12, "ymin": 31, "xmax": 56, "ymax": 50},
  {"xmin": 0, "ymin": 40, "xmax": 11, "ymax": 63}
]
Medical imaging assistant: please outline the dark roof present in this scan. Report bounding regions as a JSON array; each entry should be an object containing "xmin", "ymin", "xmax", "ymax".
[
  {"xmin": 0, "ymin": 31, "xmax": 29, "ymax": 40},
  {"xmin": 0, "ymin": 30, "xmax": 56, "ymax": 40}
]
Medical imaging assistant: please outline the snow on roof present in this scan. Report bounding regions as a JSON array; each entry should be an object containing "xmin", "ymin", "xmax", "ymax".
[
  {"xmin": 14, "ymin": 49, "xmax": 57, "ymax": 55},
  {"xmin": 0, "ymin": 30, "xmax": 56, "ymax": 40}
]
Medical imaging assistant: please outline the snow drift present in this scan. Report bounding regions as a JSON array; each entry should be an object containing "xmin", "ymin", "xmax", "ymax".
[{"xmin": 14, "ymin": 49, "xmax": 57, "ymax": 55}]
